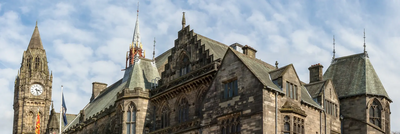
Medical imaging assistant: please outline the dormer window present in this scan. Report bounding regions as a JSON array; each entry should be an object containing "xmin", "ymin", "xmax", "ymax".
[{"xmin": 286, "ymin": 81, "xmax": 298, "ymax": 100}]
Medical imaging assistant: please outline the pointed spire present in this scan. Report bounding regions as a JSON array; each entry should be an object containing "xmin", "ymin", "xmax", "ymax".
[
  {"xmin": 182, "ymin": 12, "xmax": 186, "ymax": 29},
  {"xmin": 332, "ymin": 35, "xmax": 336, "ymax": 61},
  {"xmin": 153, "ymin": 37, "xmax": 156, "ymax": 60},
  {"xmin": 132, "ymin": 2, "xmax": 141, "ymax": 46},
  {"xmin": 27, "ymin": 21, "xmax": 44, "ymax": 50}
]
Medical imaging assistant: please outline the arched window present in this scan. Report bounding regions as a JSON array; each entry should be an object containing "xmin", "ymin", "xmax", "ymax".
[
  {"xmin": 126, "ymin": 103, "xmax": 136, "ymax": 134},
  {"xmin": 27, "ymin": 57, "xmax": 32, "ymax": 72},
  {"xmin": 283, "ymin": 116, "xmax": 290, "ymax": 134},
  {"xmin": 369, "ymin": 99, "xmax": 382, "ymax": 127},
  {"xmin": 35, "ymin": 57, "xmax": 40, "ymax": 70},
  {"xmin": 179, "ymin": 54, "xmax": 190, "ymax": 76},
  {"xmin": 161, "ymin": 105, "xmax": 169, "ymax": 128},
  {"xmin": 27, "ymin": 112, "xmax": 33, "ymax": 131},
  {"xmin": 178, "ymin": 98, "xmax": 189, "ymax": 123}
]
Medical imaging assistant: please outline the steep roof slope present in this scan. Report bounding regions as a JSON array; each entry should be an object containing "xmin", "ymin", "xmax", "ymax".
[
  {"xmin": 323, "ymin": 53, "xmax": 390, "ymax": 100},
  {"xmin": 64, "ymin": 58, "xmax": 160, "ymax": 131}
]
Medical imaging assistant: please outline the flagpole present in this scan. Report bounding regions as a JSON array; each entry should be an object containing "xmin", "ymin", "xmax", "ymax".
[{"xmin": 59, "ymin": 85, "xmax": 63, "ymax": 134}]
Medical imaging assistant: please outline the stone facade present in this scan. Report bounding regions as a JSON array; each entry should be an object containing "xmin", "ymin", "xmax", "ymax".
[
  {"xmin": 13, "ymin": 23, "xmax": 53, "ymax": 134},
  {"xmin": 13, "ymin": 13, "xmax": 392, "ymax": 134}
]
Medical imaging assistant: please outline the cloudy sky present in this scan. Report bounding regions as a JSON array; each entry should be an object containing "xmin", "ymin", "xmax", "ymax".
[{"xmin": 1, "ymin": 0, "xmax": 399, "ymax": 133}]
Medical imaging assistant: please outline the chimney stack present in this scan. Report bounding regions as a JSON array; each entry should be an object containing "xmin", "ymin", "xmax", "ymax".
[
  {"xmin": 91, "ymin": 82, "xmax": 108, "ymax": 101},
  {"xmin": 242, "ymin": 45, "xmax": 257, "ymax": 58},
  {"xmin": 308, "ymin": 63, "xmax": 323, "ymax": 83}
]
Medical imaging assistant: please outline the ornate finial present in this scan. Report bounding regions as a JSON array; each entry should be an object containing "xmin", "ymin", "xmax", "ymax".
[
  {"xmin": 182, "ymin": 12, "xmax": 186, "ymax": 29},
  {"xmin": 137, "ymin": 2, "xmax": 139, "ymax": 17},
  {"xmin": 333, "ymin": 35, "xmax": 335, "ymax": 60},
  {"xmin": 51, "ymin": 101, "xmax": 54, "ymax": 109},
  {"xmin": 363, "ymin": 29, "xmax": 366, "ymax": 53},
  {"xmin": 36, "ymin": 21, "xmax": 38, "ymax": 27},
  {"xmin": 275, "ymin": 61, "xmax": 279, "ymax": 69},
  {"xmin": 153, "ymin": 37, "xmax": 156, "ymax": 60}
]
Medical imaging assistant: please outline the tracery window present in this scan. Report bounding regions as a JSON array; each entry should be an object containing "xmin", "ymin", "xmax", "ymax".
[
  {"xmin": 178, "ymin": 98, "xmax": 189, "ymax": 123},
  {"xmin": 283, "ymin": 116, "xmax": 290, "ymax": 134},
  {"xmin": 369, "ymin": 99, "xmax": 382, "ymax": 127},
  {"xmin": 179, "ymin": 55, "xmax": 190, "ymax": 76},
  {"xmin": 223, "ymin": 79, "xmax": 238, "ymax": 99},
  {"xmin": 35, "ymin": 57, "xmax": 40, "ymax": 70},
  {"xmin": 283, "ymin": 115, "xmax": 304, "ymax": 134},
  {"xmin": 220, "ymin": 116, "xmax": 240, "ymax": 134},
  {"xmin": 161, "ymin": 106, "xmax": 169, "ymax": 128},
  {"xmin": 27, "ymin": 57, "xmax": 32, "ymax": 71},
  {"xmin": 126, "ymin": 103, "xmax": 136, "ymax": 134}
]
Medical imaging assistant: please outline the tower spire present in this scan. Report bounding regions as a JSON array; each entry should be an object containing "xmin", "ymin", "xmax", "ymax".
[
  {"xmin": 182, "ymin": 12, "xmax": 186, "ymax": 29},
  {"xmin": 126, "ymin": 2, "xmax": 145, "ymax": 68},
  {"xmin": 27, "ymin": 21, "xmax": 44, "ymax": 50}
]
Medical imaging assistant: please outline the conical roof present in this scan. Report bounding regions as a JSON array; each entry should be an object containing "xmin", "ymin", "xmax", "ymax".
[
  {"xmin": 323, "ymin": 53, "xmax": 390, "ymax": 101},
  {"xmin": 27, "ymin": 22, "xmax": 44, "ymax": 50}
]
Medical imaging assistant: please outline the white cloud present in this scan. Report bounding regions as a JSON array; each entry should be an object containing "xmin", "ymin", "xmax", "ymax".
[{"xmin": 0, "ymin": 0, "xmax": 399, "ymax": 133}]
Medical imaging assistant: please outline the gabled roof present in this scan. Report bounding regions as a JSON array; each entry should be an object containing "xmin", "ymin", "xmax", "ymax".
[
  {"xmin": 47, "ymin": 107, "xmax": 77, "ymax": 131},
  {"xmin": 65, "ymin": 58, "xmax": 160, "ymax": 131},
  {"xmin": 300, "ymin": 85, "xmax": 322, "ymax": 109},
  {"xmin": 269, "ymin": 64, "xmax": 290, "ymax": 80},
  {"xmin": 195, "ymin": 33, "xmax": 229, "ymax": 60},
  {"xmin": 228, "ymin": 48, "xmax": 281, "ymax": 92},
  {"xmin": 304, "ymin": 80, "xmax": 328, "ymax": 98},
  {"xmin": 155, "ymin": 48, "xmax": 171, "ymax": 72},
  {"xmin": 323, "ymin": 53, "xmax": 390, "ymax": 101},
  {"xmin": 27, "ymin": 23, "xmax": 44, "ymax": 50}
]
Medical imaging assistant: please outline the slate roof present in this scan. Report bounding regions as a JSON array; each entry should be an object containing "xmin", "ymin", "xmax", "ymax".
[
  {"xmin": 229, "ymin": 48, "xmax": 281, "ymax": 92},
  {"xmin": 323, "ymin": 53, "xmax": 390, "ymax": 101},
  {"xmin": 301, "ymin": 85, "xmax": 322, "ymax": 109},
  {"xmin": 269, "ymin": 64, "xmax": 290, "ymax": 80},
  {"xmin": 28, "ymin": 23, "xmax": 44, "ymax": 50},
  {"xmin": 155, "ymin": 48, "xmax": 171, "ymax": 72},
  {"xmin": 304, "ymin": 80, "xmax": 328, "ymax": 98},
  {"xmin": 64, "ymin": 57, "xmax": 160, "ymax": 131},
  {"xmin": 196, "ymin": 34, "xmax": 229, "ymax": 60}
]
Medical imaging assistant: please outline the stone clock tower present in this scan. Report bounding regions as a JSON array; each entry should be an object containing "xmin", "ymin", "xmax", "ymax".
[{"xmin": 13, "ymin": 22, "xmax": 52, "ymax": 134}]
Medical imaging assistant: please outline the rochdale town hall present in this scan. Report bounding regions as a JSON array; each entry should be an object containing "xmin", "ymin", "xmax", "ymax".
[{"xmin": 12, "ymin": 11, "xmax": 392, "ymax": 134}]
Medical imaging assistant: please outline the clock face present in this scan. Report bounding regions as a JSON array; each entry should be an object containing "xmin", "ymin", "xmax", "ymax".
[{"xmin": 30, "ymin": 84, "xmax": 43, "ymax": 96}]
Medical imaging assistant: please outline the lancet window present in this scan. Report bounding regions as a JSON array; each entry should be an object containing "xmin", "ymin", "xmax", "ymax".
[
  {"xmin": 369, "ymin": 99, "xmax": 382, "ymax": 128},
  {"xmin": 161, "ymin": 106, "xmax": 170, "ymax": 128},
  {"xmin": 126, "ymin": 103, "xmax": 136, "ymax": 134},
  {"xmin": 220, "ymin": 116, "xmax": 240, "ymax": 134},
  {"xmin": 35, "ymin": 57, "xmax": 40, "ymax": 70},
  {"xmin": 178, "ymin": 98, "xmax": 189, "ymax": 123}
]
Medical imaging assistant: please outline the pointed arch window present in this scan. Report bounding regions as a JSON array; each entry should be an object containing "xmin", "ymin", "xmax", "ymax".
[
  {"xmin": 179, "ymin": 55, "xmax": 190, "ymax": 76},
  {"xmin": 161, "ymin": 106, "xmax": 169, "ymax": 128},
  {"xmin": 283, "ymin": 116, "xmax": 290, "ymax": 134},
  {"xmin": 35, "ymin": 57, "xmax": 40, "ymax": 70},
  {"xmin": 126, "ymin": 103, "xmax": 136, "ymax": 134},
  {"xmin": 178, "ymin": 98, "xmax": 189, "ymax": 123},
  {"xmin": 369, "ymin": 99, "xmax": 382, "ymax": 128},
  {"xmin": 27, "ymin": 57, "xmax": 32, "ymax": 72}
]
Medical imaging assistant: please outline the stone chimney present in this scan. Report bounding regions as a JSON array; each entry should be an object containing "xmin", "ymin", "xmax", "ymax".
[
  {"xmin": 242, "ymin": 45, "xmax": 257, "ymax": 58},
  {"xmin": 90, "ymin": 82, "xmax": 107, "ymax": 101},
  {"xmin": 308, "ymin": 63, "xmax": 323, "ymax": 83}
]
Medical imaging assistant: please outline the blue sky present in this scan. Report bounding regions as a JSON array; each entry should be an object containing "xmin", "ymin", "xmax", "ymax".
[{"xmin": 0, "ymin": 0, "xmax": 399, "ymax": 133}]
